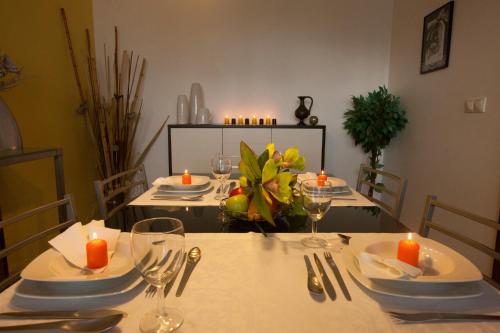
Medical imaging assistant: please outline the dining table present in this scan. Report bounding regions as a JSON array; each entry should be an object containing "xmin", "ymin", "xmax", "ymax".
[
  {"xmin": 0, "ymin": 232, "xmax": 499, "ymax": 332},
  {"xmin": 0, "ymin": 178, "xmax": 498, "ymax": 332}
]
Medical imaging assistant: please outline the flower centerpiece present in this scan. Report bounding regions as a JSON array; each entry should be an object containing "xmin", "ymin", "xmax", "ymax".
[{"xmin": 224, "ymin": 141, "xmax": 307, "ymax": 233}]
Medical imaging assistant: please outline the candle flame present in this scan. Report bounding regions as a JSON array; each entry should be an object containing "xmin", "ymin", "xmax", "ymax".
[
  {"xmin": 321, "ymin": 170, "xmax": 325, "ymax": 175},
  {"xmin": 92, "ymin": 232, "xmax": 98, "ymax": 240},
  {"xmin": 408, "ymin": 232, "xmax": 412, "ymax": 240}
]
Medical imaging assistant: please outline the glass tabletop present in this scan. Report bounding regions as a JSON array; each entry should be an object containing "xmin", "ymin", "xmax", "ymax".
[{"xmin": 136, "ymin": 205, "xmax": 408, "ymax": 234}]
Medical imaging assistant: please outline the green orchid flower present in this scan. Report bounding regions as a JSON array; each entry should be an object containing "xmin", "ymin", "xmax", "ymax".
[{"xmin": 281, "ymin": 147, "xmax": 305, "ymax": 170}]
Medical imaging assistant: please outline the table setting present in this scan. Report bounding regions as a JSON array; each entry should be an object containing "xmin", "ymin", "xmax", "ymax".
[{"xmin": 0, "ymin": 141, "xmax": 498, "ymax": 332}]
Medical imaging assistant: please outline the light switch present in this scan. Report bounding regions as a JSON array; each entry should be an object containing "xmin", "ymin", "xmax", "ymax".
[
  {"xmin": 473, "ymin": 97, "xmax": 487, "ymax": 113},
  {"xmin": 464, "ymin": 97, "xmax": 486, "ymax": 113}
]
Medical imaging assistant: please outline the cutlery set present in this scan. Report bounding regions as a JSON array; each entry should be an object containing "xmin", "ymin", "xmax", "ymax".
[
  {"xmin": 305, "ymin": 251, "xmax": 351, "ymax": 301},
  {"xmin": 145, "ymin": 246, "xmax": 201, "ymax": 299}
]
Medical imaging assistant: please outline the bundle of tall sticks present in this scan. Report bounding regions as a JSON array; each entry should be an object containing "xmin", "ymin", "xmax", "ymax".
[{"xmin": 61, "ymin": 8, "xmax": 167, "ymax": 180}]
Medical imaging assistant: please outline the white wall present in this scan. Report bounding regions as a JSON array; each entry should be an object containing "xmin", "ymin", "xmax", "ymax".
[
  {"xmin": 93, "ymin": 0, "xmax": 393, "ymax": 184},
  {"xmin": 385, "ymin": 0, "xmax": 500, "ymax": 274}
]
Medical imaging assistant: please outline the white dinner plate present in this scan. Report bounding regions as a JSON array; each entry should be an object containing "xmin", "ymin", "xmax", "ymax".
[
  {"xmin": 154, "ymin": 175, "xmax": 210, "ymax": 190},
  {"xmin": 349, "ymin": 233, "xmax": 482, "ymax": 283},
  {"xmin": 21, "ymin": 233, "xmax": 134, "ymax": 282},
  {"xmin": 15, "ymin": 270, "xmax": 144, "ymax": 300},
  {"xmin": 341, "ymin": 246, "xmax": 483, "ymax": 299},
  {"xmin": 154, "ymin": 185, "xmax": 214, "ymax": 196}
]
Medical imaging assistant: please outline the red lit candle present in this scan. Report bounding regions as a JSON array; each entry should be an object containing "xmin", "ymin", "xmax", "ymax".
[
  {"xmin": 397, "ymin": 233, "xmax": 420, "ymax": 267},
  {"xmin": 182, "ymin": 169, "xmax": 192, "ymax": 184},
  {"xmin": 86, "ymin": 233, "xmax": 108, "ymax": 269},
  {"xmin": 317, "ymin": 170, "xmax": 328, "ymax": 186}
]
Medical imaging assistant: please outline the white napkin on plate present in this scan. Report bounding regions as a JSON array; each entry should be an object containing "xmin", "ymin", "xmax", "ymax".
[
  {"xmin": 48, "ymin": 220, "xmax": 121, "ymax": 269},
  {"xmin": 357, "ymin": 251, "xmax": 423, "ymax": 279}
]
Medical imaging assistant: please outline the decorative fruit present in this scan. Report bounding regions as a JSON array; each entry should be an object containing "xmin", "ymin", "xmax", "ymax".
[
  {"xmin": 226, "ymin": 194, "xmax": 249, "ymax": 213},
  {"xmin": 229, "ymin": 187, "xmax": 244, "ymax": 197}
]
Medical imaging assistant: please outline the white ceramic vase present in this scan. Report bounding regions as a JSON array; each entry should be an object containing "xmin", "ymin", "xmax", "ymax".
[
  {"xmin": 176, "ymin": 95, "xmax": 190, "ymax": 124},
  {"xmin": 196, "ymin": 107, "xmax": 212, "ymax": 124},
  {"xmin": 189, "ymin": 83, "xmax": 204, "ymax": 124}
]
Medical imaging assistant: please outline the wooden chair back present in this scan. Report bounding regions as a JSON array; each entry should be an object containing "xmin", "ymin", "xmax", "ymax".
[
  {"xmin": 419, "ymin": 194, "xmax": 500, "ymax": 288},
  {"xmin": 94, "ymin": 165, "xmax": 148, "ymax": 223},
  {"xmin": 356, "ymin": 164, "xmax": 407, "ymax": 220},
  {"xmin": 0, "ymin": 195, "xmax": 76, "ymax": 291}
]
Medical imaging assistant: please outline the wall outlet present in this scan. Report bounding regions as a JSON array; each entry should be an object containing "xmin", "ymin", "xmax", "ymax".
[{"xmin": 464, "ymin": 97, "xmax": 486, "ymax": 113}]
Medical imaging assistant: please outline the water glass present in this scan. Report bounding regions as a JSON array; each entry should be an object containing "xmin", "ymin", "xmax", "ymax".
[
  {"xmin": 301, "ymin": 179, "xmax": 333, "ymax": 248},
  {"xmin": 211, "ymin": 154, "xmax": 232, "ymax": 200},
  {"xmin": 130, "ymin": 218, "xmax": 185, "ymax": 332}
]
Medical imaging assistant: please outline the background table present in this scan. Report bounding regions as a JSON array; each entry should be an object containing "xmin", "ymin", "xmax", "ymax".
[{"xmin": 0, "ymin": 233, "xmax": 498, "ymax": 333}]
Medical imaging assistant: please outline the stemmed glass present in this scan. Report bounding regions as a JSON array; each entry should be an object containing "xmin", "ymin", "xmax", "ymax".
[
  {"xmin": 300, "ymin": 179, "xmax": 333, "ymax": 248},
  {"xmin": 211, "ymin": 154, "xmax": 232, "ymax": 200},
  {"xmin": 131, "ymin": 218, "xmax": 185, "ymax": 333}
]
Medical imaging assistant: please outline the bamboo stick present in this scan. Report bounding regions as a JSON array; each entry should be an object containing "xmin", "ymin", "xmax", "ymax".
[{"xmin": 60, "ymin": 8, "xmax": 87, "ymax": 113}]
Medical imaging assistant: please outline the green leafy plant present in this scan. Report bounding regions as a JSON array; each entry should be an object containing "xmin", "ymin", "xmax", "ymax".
[
  {"xmin": 233, "ymin": 141, "xmax": 306, "ymax": 227},
  {"xmin": 343, "ymin": 86, "xmax": 407, "ymax": 194}
]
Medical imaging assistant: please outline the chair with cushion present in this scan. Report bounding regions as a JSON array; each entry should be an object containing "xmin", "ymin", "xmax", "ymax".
[
  {"xmin": 419, "ymin": 194, "xmax": 500, "ymax": 288},
  {"xmin": 356, "ymin": 164, "xmax": 407, "ymax": 220},
  {"xmin": 0, "ymin": 195, "xmax": 76, "ymax": 291},
  {"xmin": 94, "ymin": 164, "xmax": 148, "ymax": 230}
]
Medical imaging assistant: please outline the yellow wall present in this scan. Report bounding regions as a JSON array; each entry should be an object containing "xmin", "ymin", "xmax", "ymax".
[{"xmin": 0, "ymin": 0, "xmax": 96, "ymax": 272}]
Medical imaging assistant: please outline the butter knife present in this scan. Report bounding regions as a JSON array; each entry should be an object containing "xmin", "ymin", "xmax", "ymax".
[
  {"xmin": 164, "ymin": 252, "xmax": 187, "ymax": 297},
  {"xmin": 313, "ymin": 253, "xmax": 336, "ymax": 301},
  {"xmin": 0, "ymin": 309, "xmax": 126, "ymax": 319}
]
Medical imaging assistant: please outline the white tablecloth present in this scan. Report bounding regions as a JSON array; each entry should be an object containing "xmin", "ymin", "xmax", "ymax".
[
  {"xmin": 129, "ymin": 180, "xmax": 375, "ymax": 208},
  {"xmin": 1, "ymin": 233, "xmax": 498, "ymax": 333}
]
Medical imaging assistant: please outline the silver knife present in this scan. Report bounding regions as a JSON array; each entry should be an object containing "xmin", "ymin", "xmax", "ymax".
[
  {"xmin": 324, "ymin": 252, "xmax": 352, "ymax": 301},
  {"xmin": 313, "ymin": 253, "xmax": 336, "ymax": 301},
  {"xmin": 0, "ymin": 309, "xmax": 126, "ymax": 319},
  {"xmin": 175, "ymin": 248, "xmax": 201, "ymax": 297}
]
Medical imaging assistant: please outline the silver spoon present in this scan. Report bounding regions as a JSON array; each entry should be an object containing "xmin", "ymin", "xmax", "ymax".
[
  {"xmin": 176, "ymin": 247, "xmax": 202, "ymax": 297},
  {"xmin": 0, "ymin": 313, "xmax": 123, "ymax": 332},
  {"xmin": 304, "ymin": 255, "xmax": 324, "ymax": 295}
]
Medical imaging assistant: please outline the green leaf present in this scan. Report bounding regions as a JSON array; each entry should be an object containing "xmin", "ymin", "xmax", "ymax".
[
  {"xmin": 262, "ymin": 159, "xmax": 277, "ymax": 184},
  {"xmin": 240, "ymin": 141, "xmax": 262, "ymax": 178},
  {"xmin": 374, "ymin": 182, "xmax": 385, "ymax": 193},
  {"xmin": 239, "ymin": 160, "xmax": 256, "ymax": 182},
  {"xmin": 269, "ymin": 172, "xmax": 293, "ymax": 203},
  {"xmin": 253, "ymin": 185, "xmax": 275, "ymax": 226},
  {"xmin": 257, "ymin": 150, "xmax": 269, "ymax": 170}
]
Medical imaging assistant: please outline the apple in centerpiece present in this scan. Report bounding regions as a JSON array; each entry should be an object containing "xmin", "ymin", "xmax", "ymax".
[
  {"xmin": 226, "ymin": 194, "xmax": 249, "ymax": 213},
  {"xmin": 229, "ymin": 187, "xmax": 244, "ymax": 197}
]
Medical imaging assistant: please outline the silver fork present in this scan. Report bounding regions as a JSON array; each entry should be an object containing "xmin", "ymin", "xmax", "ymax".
[
  {"xmin": 389, "ymin": 311, "xmax": 500, "ymax": 323},
  {"xmin": 145, "ymin": 250, "xmax": 182, "ymax": 298},
  {"xmin": 145, "ymin": 284, "xmax": 157, "ymax": 298}
]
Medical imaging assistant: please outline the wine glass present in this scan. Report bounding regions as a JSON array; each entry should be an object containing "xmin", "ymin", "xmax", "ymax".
[
  {"xmin": 300, "ymin": 179, "xmax": 333, "ymax": 248},
  {"xmin": 130, "ymin": 218, "xmax": 185, "ymax": 333},
  {"xmin": 211, "ymin": 154, "xmax": 232, "ymax": 200}
]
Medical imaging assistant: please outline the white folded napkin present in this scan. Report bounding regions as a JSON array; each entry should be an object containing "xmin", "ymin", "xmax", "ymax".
[
  {"xmin": 48, "ymin": 220, "xmax": 121, "ymax": 269},
  {"xmin": 357, "ymin": 252, "xmax": 423, "ymax": 279},
  {"xmin": 152, "ymin": 177, "xmax": 169, "ymax": 186}
]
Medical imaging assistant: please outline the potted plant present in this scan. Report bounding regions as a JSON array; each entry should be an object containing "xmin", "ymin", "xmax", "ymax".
[{"xmin": 343, "ymin": 86, "xmax": 407, "ymax": 195}]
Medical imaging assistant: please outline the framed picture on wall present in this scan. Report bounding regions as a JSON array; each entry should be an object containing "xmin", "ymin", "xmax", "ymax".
[{"xmin": 420, "ymin": 1, "xmax": 454, "ymax": 74}]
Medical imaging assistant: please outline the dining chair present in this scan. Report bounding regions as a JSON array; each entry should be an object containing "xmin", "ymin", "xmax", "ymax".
[
  {"xmin": 94, "ymin": 164, "xmax": 148, "ymax": 230},
  {"xmin": 356, "ymin": 164, "xmax": 407, "ymax": 220},
  {"xmin": 0, "ymin": 195, "xmax": 76, "ymax": 291},
  {"xmin": 419, "ymin": 194, "xmax": 500, "ymax": 288}
]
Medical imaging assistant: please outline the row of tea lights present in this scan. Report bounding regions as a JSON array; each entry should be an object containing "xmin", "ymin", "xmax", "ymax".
[{"xmin": 224, "ymin": 115, "xmax": 277, "ymax": 125}]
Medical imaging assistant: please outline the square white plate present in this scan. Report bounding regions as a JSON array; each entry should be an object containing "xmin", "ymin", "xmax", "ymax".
[
  {"xmin": 349, "ymin": 233, "xmax": 483, "ymax": 283},
  {"xmin": 342, "ymin": 246, "xmax": 483, "ymax": 299},
  {"xmin": 21, "ymin": 233, "xmax": 134, "ymax": 282},
  {"xmin": 153, "ymin": 176, "xmax": 210, "ymax": 190}
]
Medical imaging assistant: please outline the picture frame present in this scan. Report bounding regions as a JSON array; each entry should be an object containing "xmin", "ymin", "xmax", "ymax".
[{"xmin": 420, "ymin": 1, "xmax": 454, "ymax": 74}]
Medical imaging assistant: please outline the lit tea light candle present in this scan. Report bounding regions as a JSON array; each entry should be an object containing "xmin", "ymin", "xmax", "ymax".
[
  {"xmin": 182, "ymin": 169, "xmax": 192, "ymax": 184},
  {"xmin": 252, "ymin": 115, "xmax": 257, "ymax": 125},
  {"xmin": 224, "ymin": 115, "xmax": 230, "ymax": 125},
  {"xmin": 397, "ymin": 233, "xmax": 420, "ymax": 267},
  {"xmin": 317, "ymin": 170, "xmax": 327, "ymax": 186},
  {"xmin": 238, "ymin": 115, "xmax": 244, "ymax": 125},
  {"xmin": 86, "ymin": 233, "xmax": 108, "ymax": 269},
  {"xmin": 265, "ymin": 115, "xmax": 271, "ymax": 125}
]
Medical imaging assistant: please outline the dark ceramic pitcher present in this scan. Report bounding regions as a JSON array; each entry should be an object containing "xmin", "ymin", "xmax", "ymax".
[{"xmin": 294, "ymin": 96, "xmax": 313, "ymax": 126}]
